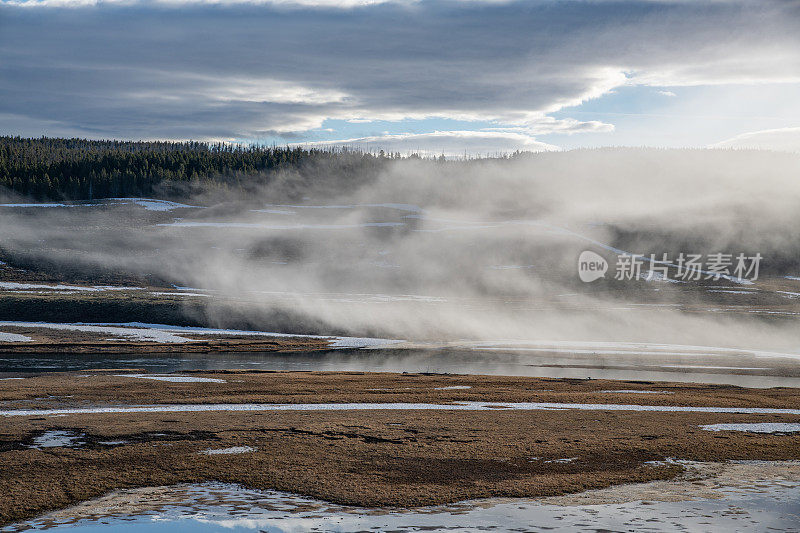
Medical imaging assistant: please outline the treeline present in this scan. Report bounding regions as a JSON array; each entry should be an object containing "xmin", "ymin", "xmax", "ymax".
[{"xmin": 0, "ymin": 136, "xmax": 395, "ymax": 200}]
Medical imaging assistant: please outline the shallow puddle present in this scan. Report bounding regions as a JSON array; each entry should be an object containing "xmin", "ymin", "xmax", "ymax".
[{"xmin": 27, "ymin": 430, "xmax": 85, "ymax": 449}]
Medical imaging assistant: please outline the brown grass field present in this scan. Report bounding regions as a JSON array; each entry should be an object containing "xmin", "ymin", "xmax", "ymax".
[{"xmin": 1, "ymin": 371, "xmax": 800, "ymax": 525}]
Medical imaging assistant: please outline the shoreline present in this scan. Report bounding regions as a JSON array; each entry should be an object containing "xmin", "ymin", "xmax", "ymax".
[
  {"xmin": 0, "ymin": 339, "xmax": 332, "ymax": 355},
  {"xmin": 16, "ymin": 459, "xmax": 800, "ymax": 520}
]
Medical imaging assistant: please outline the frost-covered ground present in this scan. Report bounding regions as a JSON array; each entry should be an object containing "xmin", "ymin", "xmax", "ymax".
[
  {"xmin": 0, "ymin": 282, "xmax": 143, "ymax": 292},
  {"xmin": 0, "ymin": 332, "xmax": 32, "ymax": 342},
  {"xmin": 0, "ymin": 198, "xmax": 197, "ymax": 211},
  {"xmin": 0, "ymin": 321, "xmax": 403, "ymax": 348},
  {"xmin": 4, "ymin": 401, "xmax": 800, "ymax": 417},
  {"xmin": 115, "ymin": 374, "xmax": 226, "ymax": 383},
  {"xmin": 700, "ymin": 423, "xmax": 800, "ymax": 433}
]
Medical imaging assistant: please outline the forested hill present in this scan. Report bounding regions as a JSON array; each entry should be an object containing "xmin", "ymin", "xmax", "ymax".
[{"xmin": 0, "ymin": 136, "xmax": 393, "ymax": 201}]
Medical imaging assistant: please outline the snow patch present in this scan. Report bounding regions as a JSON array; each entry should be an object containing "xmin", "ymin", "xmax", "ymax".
[
  {"xmin": 0, "ymin": 322, "xmax": 195, "ymax": 343},
  {"xmin": 158, "ymin": 221, "xmax": 404, "ymax": 229},
  {"xmin": 0, "ymin": 332, "xmax": 33, "ymax": 342},
  {"xmin": 0, "ymin": 282, "xmax": 142, "ymax": 292},
  {"xmin": 600, "ymin": 390, "xmax": 673, "ymax": 394},
  {"xmin": 6, "ymin": 401, "xmax": 800, "ymax": 417},
  {"xmin": 708, "ymin": 290, "xmax": 755, "ymax": 295},
  {"xmin": 116, "ymin": 374, "xmax": 226, "ymax": 383},
  {"xmin": 777, "ymin": 291, "xmax": 800, "ymax": 299},
  {"xmin": 149, "ymin": 291, "xmax": 210, "ymax": 298},
  {"xmin": 105, "ymin": 198, "xmax": 199, "ymax": 211},
  {"xmin": 701, "ymin": 423, "xmax": 800, "ymax": 434},
  {"xmin": 251, "ymin": 209, "xmax": 297, "ymax": 215},
  {"xmin": 0, "ymin": 321, "xmax": 403, "ymax": 349},
  {"xmin": 200, "ymin": 446, "xmax": 256, "ymax": 455},
  {"xmin": 0, "ymin": 282, "xmax": 100, "ymax": 292}
]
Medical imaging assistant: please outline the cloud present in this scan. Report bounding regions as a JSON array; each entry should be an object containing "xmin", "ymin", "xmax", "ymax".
[
  {"xmin": 0, "ymin": 0, "xmax": 799, "ymax": 141},
  {"xmin": 658, "ymin": 90, "xmax": 677, "ymax": 97},
  {"xmin": 5, "ymin": 0, "xmax": 411, "ymax": 6},
  {"xmin": 711, "ymin": 127, "xmax": 800, "ymax": 153},
  {"xmin": 292, "ymin": 130, "xmax": 560, "ymax": 156}
]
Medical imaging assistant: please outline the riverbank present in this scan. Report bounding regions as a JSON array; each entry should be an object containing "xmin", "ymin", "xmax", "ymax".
[
  {"xmin": 2, "ymin": 371, "xmax": 800, "ymax": 525},
  {"xmin": 8, "ymin": 460, "xmax": 800, "ymax": 532}
]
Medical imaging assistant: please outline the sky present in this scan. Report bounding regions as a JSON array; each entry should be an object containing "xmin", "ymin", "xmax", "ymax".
[{"xmin": 1, "ymin": 0, "xmax": 799, "ymax": 155}]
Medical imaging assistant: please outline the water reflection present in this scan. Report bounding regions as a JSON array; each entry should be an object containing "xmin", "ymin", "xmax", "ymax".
[{"xmin": 3, "ymin": 348, "xmax": 800, "ymax": 388}]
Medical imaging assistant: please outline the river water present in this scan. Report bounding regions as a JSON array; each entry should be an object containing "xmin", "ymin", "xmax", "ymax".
[{"xmin": 3, "ymin": 347, "xmax": 800, "ymax": 388}]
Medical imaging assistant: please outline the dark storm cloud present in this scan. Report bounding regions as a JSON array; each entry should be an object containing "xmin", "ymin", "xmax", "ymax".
[{"xmin": 0, "ymin": 0, "xmax": 799, "ymax": 140}]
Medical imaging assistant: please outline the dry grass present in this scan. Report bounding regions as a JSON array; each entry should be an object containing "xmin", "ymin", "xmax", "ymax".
[{"xmin": 1, "ymin": 372, "xmax": 800, "ymax": 525}]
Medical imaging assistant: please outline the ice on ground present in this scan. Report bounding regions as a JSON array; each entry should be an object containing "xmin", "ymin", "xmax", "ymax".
[
  {"xmin": 708, "ymin": 290, "xmax": 756, "ymax": 294},
  {"xmin": 98, "ymin": 440, "xmax": 129, "ymax": 446},
  {"xmin": 1, "ymin": 198, "xmax": 198, "ymax": 210},
  {"xmin": 0, "ymin": 321, "xmax": 403, "ymax": 349},
  {"xmin": 0, "ymin": 322, "xmax": 196, "ymax": 343},
  {"xmin": 434, "ymin": 385, "xmax": 472, "ymax": 390},
  {"xmin": 28, "ymin": 430, "xmax": 84, "ymax": 448},
  {"xmin": 600, "ymin": 390, "xmax": 673, "ymax": 394},
  {"xmin": 328, "ymin": 336, "xmax": 404, "ymax": 349},
  {"xmin": 250, "ymin": 209, "xmax": 297, "ymax": 215},
  {"xmin": 0, "ymin": 282, "xmax": 100, "ymax": 292},
  {"xmin": 172, "ymin": 285, "xmax": 210, "ymax": 291},
  {"xmin": 661, "ymin": 365, "xmax": 768, "ymax": 370},
  {"xmin": 105, "ymin": 198, "xmax": 199, "ymax": 211},
  {"xmin": 701, "ymin": 423, "xmax": 800, "ymax": 433},
  {"xmin": 0, "ymin": 203, "xmax": 70, "ymax": 208},
  {"xmin": 158, "ymin": 221, "xmax": 404, "ymax": 229},
  {"xmin": 0, "ymin": 282, "xmax": 142, "ymax": 292},
  {"xmin": 100, "ymin": 322, "xmax": 403, "ymax": 348},
  {"xmin": 0, "ymin": 377, "xmax": 25, "ymax": 380},
  {"xmin": 0, "ymin": 332, "xmax": 33, "ymax": 342},
  {"xmin": 5, "ymin": 401, "xmax": 800, "ymax": 417},
  {"xmin": 777, "ymin": 291, "xmax": 800, "ymax": 298},
  {"xmin": 200, "ymin": 446, "xmax": 256, "ymax": 455},
  {"xmin": 150, "ymin": 291, "xmax": 210, "ymax": 298},
  {"xmin": 116, "ymin": 374, "xmax": 226, "ymax": 383},
  {"xmin": 90, "ymin": 285, "xmax": 145, "ymax": 291},
  {"xmin": 259, "ymin": 202, "xmax": 422, "ymax": 213}
]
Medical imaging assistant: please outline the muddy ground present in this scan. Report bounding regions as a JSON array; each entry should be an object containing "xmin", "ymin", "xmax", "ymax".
[{"xmin": 1, "ymin": 371, "xmax": 800, "ymax": 525}]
